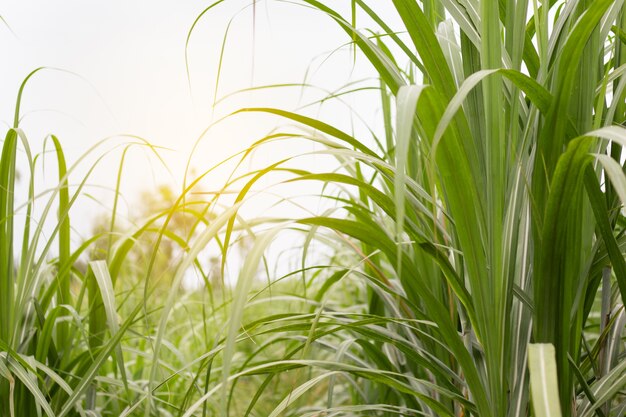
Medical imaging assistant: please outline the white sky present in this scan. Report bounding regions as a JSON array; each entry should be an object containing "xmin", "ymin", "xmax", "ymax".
[
  {"xmin": 1, "ymin": 1, "xmax": 403, "ymax": 284},
  {"xmin": 2, "ymin": 1, "xmax": 400, "ymax": 218}
]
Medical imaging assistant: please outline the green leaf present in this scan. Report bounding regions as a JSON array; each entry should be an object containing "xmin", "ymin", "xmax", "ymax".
[
  {"xmin": 528, "ymin": 343, "xmax": 563, "ymax": 417},
  {"xmin": 89, "ymin": 261, "xmax": 128, "ymax": 395}
]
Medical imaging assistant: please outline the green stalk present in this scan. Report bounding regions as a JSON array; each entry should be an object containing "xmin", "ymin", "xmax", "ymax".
[{"xmin": 50, "ymin": 135, "xmax": 71, "ymax": 354}]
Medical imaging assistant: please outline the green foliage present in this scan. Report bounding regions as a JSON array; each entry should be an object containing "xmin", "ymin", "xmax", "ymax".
[
  {"xmin": 1, "ymin": 0, "xmax": 626, "ymax": 416},
  {"xmin": 193, "ymin": 0, "xmax": 626, "ymax": 416},
  {"xmin": 0, "ymin": 68, "xmax": 240, "ymax": 415}
]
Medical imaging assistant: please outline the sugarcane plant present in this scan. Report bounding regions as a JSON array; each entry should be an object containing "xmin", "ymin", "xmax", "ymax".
[
  {"xmin": 191, "ymin": 0, "xmax": 626, "ymax": 416},
  {"xmin": 0, "ymin": 68, "xmax": 243, "ymax": 415},
  {"xmin": 2, "ymin": 0, "xmax": 626, "ymax": 415}
]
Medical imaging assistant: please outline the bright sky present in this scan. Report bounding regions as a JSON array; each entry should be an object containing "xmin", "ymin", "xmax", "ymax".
[
  {"xmin": 2, "ymin": 1, "xmax": 399, "ymax": 218},
  {"xmin": 1, "ymin": 1, "xmax": 402, "ymax": 283}
]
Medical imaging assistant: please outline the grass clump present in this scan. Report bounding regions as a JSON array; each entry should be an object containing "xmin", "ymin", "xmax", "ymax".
[
  {"xmin": 192, "ymin": 0, "xmax": 626, "ymax": 416},
  {"xmin": 1, "ymin": 0, "xmax": 626, "ymax": 416}
]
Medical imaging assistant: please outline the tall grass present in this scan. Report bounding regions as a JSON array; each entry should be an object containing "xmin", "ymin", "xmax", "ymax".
[
  {"xmin": 188, "ymin": 0, "xmax": 626, "ymax": 416},
  {"xmin": 0, "ymin": 66, "xmax": 335, "ymax": 415},
  {"xmin": 0, "ymin": 68, "xmax": 248, "ymax": 415},
  {"xmin": 2, "ymin": 0, "xmax": 626, "ymax": 416}
]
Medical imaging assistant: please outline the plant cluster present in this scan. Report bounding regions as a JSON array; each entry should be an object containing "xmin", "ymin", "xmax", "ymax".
[{"xmin": 1, "ymin": 0, "xmax": 626, "ymax": 416}]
